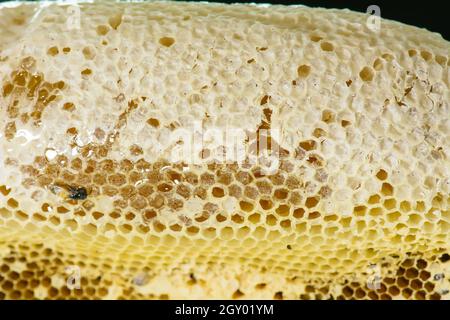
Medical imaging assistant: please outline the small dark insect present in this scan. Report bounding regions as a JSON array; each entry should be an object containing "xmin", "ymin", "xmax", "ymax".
[
  {"xmin": 49, "ymin": 183, "xmax": 88, "ymax": 200},
  {"xmin": 67, "ymin": 186, "xmax": 88, "ymax": 200}
]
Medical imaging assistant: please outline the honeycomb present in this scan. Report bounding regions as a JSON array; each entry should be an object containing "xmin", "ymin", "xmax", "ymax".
[{"xmin": 0, "ymin": 1, "xmax": 449, "ymax": 300}]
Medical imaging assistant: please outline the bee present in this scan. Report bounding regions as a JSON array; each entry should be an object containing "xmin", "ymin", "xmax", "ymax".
[{"xmin": 49, "ymin": 183, "xmax": 88, "ymax": 200}]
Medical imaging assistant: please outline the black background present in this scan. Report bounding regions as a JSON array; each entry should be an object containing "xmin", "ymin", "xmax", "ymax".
[{"xmin": 0, "ymin": 0, "xmax": 448, "ymax": 40}]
